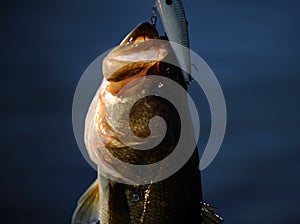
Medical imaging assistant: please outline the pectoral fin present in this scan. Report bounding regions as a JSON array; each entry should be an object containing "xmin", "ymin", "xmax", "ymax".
[
  {"xmin": 201, "ymin": 202, "xmax": 224, "ymax": 224},
  {"xmin": 72, "ymin": 180, "xmax": 100, "ymax": 224}
]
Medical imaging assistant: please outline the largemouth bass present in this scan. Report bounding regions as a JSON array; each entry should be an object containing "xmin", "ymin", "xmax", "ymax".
[{"xmin": 72, "ymin": 22, "xmax": 222, "ymax": 224}]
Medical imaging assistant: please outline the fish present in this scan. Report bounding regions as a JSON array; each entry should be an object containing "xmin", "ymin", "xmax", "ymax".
[
  {"xmin": 72, "ymin": 20, "xmax": 223, "ymax": 223},
  {"xmin": 72, "ymin": 21, "xmax": 205, "ymax": 224},
  {"xmin": 155, "ymin": 1, "xmax": 224, "ymax": 222},
  {"xmin": 156, "ymin": 0, "xmax": 192, "ymax": 84}
]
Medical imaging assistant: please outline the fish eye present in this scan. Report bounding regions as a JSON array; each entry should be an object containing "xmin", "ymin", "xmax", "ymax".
[{"xmin": 166, "ymin": 0, "xmax": 172, "ymax": 5}]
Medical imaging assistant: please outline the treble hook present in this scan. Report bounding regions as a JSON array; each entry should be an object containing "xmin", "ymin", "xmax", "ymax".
[{"xmin": 151, "ymin": 5, "xmax": 157, "ymax": 27}]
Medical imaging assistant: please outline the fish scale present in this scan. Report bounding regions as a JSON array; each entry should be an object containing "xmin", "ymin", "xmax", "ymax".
[
  {"xmin": 72, "ymin": 21, "xmax": 223, "ymax": 224},
  {"xmin": 96, "ymin": 57, "xmax": 202, "ymax": 223}
]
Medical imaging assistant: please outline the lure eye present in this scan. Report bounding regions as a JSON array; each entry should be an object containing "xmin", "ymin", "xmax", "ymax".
[{"xmin": 166, "ymin": 0, "xmax": 172, "ymax": 5}]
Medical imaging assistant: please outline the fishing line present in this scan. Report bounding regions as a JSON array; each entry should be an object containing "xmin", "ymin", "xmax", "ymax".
[{"xmin": 151, "ymin": 5, "xmax": 157, "ymax": 27}]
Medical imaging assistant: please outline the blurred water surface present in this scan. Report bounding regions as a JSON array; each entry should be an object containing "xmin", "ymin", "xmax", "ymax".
[{"xmin": 1, "ymin": 0, "xmax": 299, "ymax": 223}]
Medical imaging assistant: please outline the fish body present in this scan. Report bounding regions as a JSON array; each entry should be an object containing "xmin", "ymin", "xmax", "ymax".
[
  {"xmin": 72, "ymin": 22, "xmax": 203, "ymax": 224},
  {"xmin": 156, "ymin": 0, "xmax": 192, "ymax": 83},
  {"xmin": 73, "ymin": 6, "xmax": 224, "ymax": 221}
]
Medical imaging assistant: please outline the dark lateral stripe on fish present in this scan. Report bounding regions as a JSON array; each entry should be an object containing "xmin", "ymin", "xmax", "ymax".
[{"xmin": 76, "ymin": 18, "xmax": 209, "ymax": 223}]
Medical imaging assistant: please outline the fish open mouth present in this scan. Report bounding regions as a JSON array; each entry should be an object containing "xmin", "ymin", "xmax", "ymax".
[
  {"xmin": 119, "ymin": 22, "xmax": 159, "ymax": 46},
  {"xmin": 102, "ymin": 22, "xmax": 169, "ymax": 82}
]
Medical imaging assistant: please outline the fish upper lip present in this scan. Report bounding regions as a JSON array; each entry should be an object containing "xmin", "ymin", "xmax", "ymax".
[
  {"xmin": 102, "ymin": 21, "xmax": 169, "ymax": 81},
  {"xmin": 102, "ymin": 39, "xmax": 168, "ymax": 82}
]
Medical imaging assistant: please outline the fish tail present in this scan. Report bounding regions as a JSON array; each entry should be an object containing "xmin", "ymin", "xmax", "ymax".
[
  {"xmin": 201, "ymin": 202, "xmax": 224, "ymax": 224},
  {"xmin": 72, "ymin": 180, "xmax": 100, "ymax": 224}
]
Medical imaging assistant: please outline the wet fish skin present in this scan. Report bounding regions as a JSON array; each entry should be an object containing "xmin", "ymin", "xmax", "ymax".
[
  {"xmin": 72, "ymin": 21, "xmax": 223, "ymax": 223},
  {"xmin": 72, "ymin": 22, "xmax": 203, "ymax": 223},
  {"xmin": 155, "ymin": 1, "xmax": 224, "ymax": 222},
  {"xmin": 96, "ymin": 23, "xmax": 202, "ymax": 222},
  {"xmin": 97, "ymin": 59, "xmax": 203, "ymax": 223}
]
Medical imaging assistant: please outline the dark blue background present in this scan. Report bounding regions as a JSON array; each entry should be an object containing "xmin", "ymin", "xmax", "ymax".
[{"xmin": 1, "ymin": 0, "xmax": 299, "ymax": 223}]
